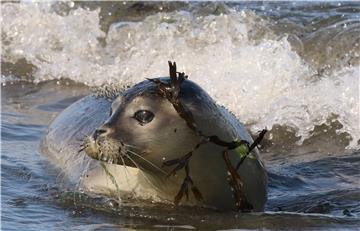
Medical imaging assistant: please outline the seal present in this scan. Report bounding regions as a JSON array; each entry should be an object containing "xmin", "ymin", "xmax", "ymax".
[{"xmin": 41, "ymin": 62, "xmax": 267, "ymax": 211}]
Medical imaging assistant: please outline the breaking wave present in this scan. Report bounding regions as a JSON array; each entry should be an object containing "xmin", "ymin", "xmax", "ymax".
[{"xmin": 1, "ymin": 2, "xmax": 359, "ymax": 149}]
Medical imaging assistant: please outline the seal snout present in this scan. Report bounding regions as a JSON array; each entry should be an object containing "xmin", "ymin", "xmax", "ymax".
[
  {"xmin": 93, "ymin": 125, "xmax": 113, "ymax": 140},
  {"xmin": 83, "ymin": 123, "xmax": 126, "ymax": 164}
]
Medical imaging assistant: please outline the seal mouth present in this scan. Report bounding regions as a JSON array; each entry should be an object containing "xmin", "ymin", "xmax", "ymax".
[{"xmin": 82, "ymin": 135, "xmax": 126, "ymax": 165}]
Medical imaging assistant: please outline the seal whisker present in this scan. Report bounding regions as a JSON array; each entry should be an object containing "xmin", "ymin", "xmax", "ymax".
[
  {"xmin": 78, "ymin": 146, "xmax": 86, "ymax": 154},
  {"xmin": 118, "ymin": 153, "xmax": 137, "ymax": 198},
  {"xmin": 127, "ymin": 150, "xmax": 167, "ymax": 175},
  {"xmin": 123, "ymin": 143, "xmax": 140, "ymax": 149},
  {"xmin": 124, "ymin": 154, "xmax": 159, "ymax": 190}
]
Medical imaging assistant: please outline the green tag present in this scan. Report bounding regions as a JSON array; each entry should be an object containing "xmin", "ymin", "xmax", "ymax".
[
  {"xmin": 235, "ymin": 144, "xmax": 249, "ymax": 158},
  {"xmin": 235, "ymin": 143, "xmax": 257, "ymax": 160}
]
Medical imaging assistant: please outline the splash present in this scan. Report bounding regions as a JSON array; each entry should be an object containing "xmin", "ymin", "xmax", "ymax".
[{"xmin": 1, "ymin": 2, "xmax": 359, "ymax": 149}]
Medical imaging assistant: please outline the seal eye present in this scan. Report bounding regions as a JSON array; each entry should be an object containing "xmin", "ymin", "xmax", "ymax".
[{"xmin": 133, "ymin": 110, "xmax": 154, "ymax": 125}]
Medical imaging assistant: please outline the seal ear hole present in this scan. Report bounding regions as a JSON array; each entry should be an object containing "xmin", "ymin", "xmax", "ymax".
[{"xmin": 133, "ymin": 110, "xmax": 154, "ymax": 125}]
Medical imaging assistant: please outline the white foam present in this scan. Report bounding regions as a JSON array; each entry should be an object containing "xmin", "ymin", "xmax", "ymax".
[{"xmin": 2, "ymin": 2, "xmax": 359, "ymax": 148}]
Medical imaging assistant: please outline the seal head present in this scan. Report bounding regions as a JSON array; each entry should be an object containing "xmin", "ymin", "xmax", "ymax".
[{"xmin": 84, "ymin": 78, "xmax": 202, "ymax": 170}]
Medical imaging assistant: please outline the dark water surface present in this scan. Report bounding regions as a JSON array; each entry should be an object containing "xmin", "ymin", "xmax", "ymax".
[{"xmin": 1, "ymin": 1, "xmax": 360, "ymax": 230}]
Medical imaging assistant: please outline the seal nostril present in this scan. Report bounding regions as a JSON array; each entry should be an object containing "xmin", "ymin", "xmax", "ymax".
[{"xmin": 93, "ymin": 127, "xmax": 110, "ymax": 140}]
